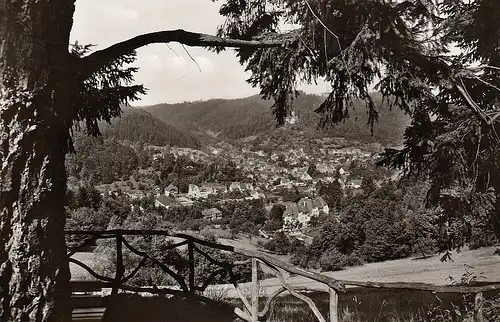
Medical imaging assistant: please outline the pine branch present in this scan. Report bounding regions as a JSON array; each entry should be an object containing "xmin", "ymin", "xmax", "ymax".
[{"xmin": 82, "ymin": 29, "xmax": 293, "ymax": 76}]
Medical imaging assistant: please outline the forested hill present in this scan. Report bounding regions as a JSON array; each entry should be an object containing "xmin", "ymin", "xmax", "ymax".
[
  {"xmin": 66, "ymin": 108, "xmax": 200, "ymax": 184},
  {"xmin": 143, "ymin": 93, "xmax": 411, "ymax": 146},
  {"xmin": 102, "ymin": 108, "xmax": 200, "ymax": 149}
]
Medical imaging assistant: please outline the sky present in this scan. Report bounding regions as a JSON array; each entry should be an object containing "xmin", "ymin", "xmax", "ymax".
[{"xmin": 70, "ymin": 0, "xmax": 328, "ymax": 106}]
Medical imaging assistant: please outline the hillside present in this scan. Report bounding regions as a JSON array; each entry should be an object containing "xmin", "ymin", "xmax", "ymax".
[
  {"xmin": 103, "ymin": 108, "xmax": 200, "ymax": 149},
  {"xmin": 144, "ymin": 93, "xmax": 411, "ymax": 146},
  {"xmin": 66, "ymin": 133, "xmax": 139, "ymax": 184},
  {"xmin": 66, "ymin": 108, "xmax": 200, "ymax": 184}
]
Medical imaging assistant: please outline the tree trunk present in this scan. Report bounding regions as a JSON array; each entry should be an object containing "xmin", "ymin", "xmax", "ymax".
[{"xmin": 0, "ymin": 1, "xmax": 76, "ymax": 321}]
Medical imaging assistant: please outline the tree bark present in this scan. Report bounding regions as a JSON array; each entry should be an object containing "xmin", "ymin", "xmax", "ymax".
[{"xmin": 0, "ymin": 1, "xmax": 76, "ymax": 321}]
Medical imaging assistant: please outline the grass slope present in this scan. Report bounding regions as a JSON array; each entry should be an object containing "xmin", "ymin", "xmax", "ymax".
[{"xmin": 259, "ymin": 246, "xmax": 500, "ymax": 292}]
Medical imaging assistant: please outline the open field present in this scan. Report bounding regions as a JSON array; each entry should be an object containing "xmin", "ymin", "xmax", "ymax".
[
  {"xmin": 71, "ymin": 244, "xmax": 500, "ymax": 292},
  {"xmin": 253, "ymin": 246, "xmax": 500, "ymax": 294}
]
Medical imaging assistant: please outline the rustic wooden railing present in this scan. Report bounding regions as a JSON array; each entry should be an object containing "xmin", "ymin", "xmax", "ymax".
[{"xmin": 66, "ymin": 230, "xmax": 500, "ymax": 322}]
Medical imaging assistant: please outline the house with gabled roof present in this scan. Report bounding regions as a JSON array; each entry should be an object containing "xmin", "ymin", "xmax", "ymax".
[
  {"xmin": 229, "ymin": 182, "xmax": 242, "ymax": 192},
  {"xmin": 201, "ymin": 182, "xmax": 227, "ymax": 195},
  {"xmin": 298, "ymin": 197, "xmax": 319, "ymax": 218},
  {"xmin": 348, "ymin": 179, "xmax": 363, "ymax": 189},
  {"xmin": 164, "ymin": 184, "xmax": 178, "ymax": 197},
  {"xmin": 278, "ymin": 178, "xmax": 292, "ymax": 189},
  {"xmin": 282, "ymin": 203, "xmax": 303, "ymax": 232},
  {"xmin": 241, "ymin": 182, "xmax": 254, "ymax": 191},
  {"xmin": 282, "ymin": 197, "xmax": 325, "ymax": 231},
  {"xmin": 202, "ymin": 208, "xmax": 223, "ymax": 221},
  {"xmin": 188, "ymin": 184, "xmax": 201, "ymax": 198},
  {"xmin": 155, "ymin": 195, "xmax": 179, "ymax": 209},
  {"xmin": 229, "ymin": 182, "xmax": 254, "ymax": 193},
  {"xmin": 312, "ymin": 197, "xmax": 329, "ymax": 215},
  {"xmin": 299, "ymin": 172, "xmax": 313, "ymax": 182}
]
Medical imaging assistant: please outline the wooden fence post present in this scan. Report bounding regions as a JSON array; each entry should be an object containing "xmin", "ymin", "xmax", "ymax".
[
  {"xmin": 251, "ymin": 258, "xmax": 259, "ymax": 322},
  {"xmin": 112, "ymin": 234, "xmax": 124, "ymax": 295},
  {"xmin": 188, "ymin": 240, "xmax": 195, "ymax": 293},
  {"xmin": 474, "ymin": 292, "xmax": 484, "ymax": 322},
  {"xmin": 329, "ymin": 288, "xmax": 339, "ymax": 322}
]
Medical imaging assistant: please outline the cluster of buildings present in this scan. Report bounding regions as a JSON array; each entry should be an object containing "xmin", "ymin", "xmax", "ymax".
[
  {"xmin": 99, "ymin": 137, "xmax": 386, "ymax": 235},
  {"xmin": 282, "ymin": 197, "xmax": 329, "ymax": 232},
  {"xmin": 154, "ymin": 180, "xmax": 266, "ymax": 210},
  {"xmin": 150, "ymin": 140, "xmax": 380, "ymax": 233}
]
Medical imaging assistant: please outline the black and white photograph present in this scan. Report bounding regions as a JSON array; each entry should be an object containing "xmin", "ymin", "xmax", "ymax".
[{"xmin": 1, "ymin": 1, "xmax": 500, "ymax": 321}]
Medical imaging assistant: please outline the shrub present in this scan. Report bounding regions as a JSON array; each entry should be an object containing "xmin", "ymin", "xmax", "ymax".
[
  {"xmin": 343, "ymin": 252, "xmax": 363, "ymax": 267},
  {"xmin": 469, "ymin": 226, "xmax": 497, "ymax": 249},
  {"xmin": 200, "ymin": 229, "xmax": 217, "ymax": 242},
  {"xmin": 319, "ymin": 249, "xmax": 347, "ymax": 272},
  {"xmin": 290, "ymin": 247, "xmax": 310, "ymax": 269},
  {"xmin": 263, "ymin": 232, "xmax": 290, "ymax": 255},
  {"xmin": 65, "ymin": 207, "xmax": 109, "ymax": 249},
  {"xmin": 214, "ymin": 229, "xmax": 232, "ymax": 240}
]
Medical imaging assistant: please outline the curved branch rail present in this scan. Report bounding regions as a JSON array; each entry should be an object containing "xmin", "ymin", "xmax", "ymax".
[
  {"xmin": 121, "ymin": 256, "xmax": 148, "ymax": 284},
  {"xmin": 66, "ymin": 229, "xmax": 500, "ymax": 322},
  {"xmin": 120, "ymin": 236, "xmax": 189, "ymax": 292},
  {"xmin": 258, "ymin": 287, "xmax": 287, "ymax": 318},
  {"xmin": 196, "ymin": 268, "xmax": 228, "ymax": 293},
  {"xmin": 258, "ymin": 259, "xmax": 327, "ymax": 322},
  {"xmin": 68, "ymin": 258, "xmax": 114, "ymax": 283}
]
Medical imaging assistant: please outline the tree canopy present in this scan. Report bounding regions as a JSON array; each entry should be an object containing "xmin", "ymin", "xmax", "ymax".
[{"xmin": 210, "ymin": 0, "xmax": 500, "ymax": 250}]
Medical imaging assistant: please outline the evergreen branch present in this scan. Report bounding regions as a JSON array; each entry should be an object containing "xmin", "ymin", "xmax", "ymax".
[
  {"xmin": 304, "ymin": 1, "xmax": 339, "ymax": 40},
  {"xmin": 82, "ymin": 29, "xmax": 293, "ymax": 76},
  {"xmin": 304, "ymin": 0, "xmax": 352, "ymax": 82}
]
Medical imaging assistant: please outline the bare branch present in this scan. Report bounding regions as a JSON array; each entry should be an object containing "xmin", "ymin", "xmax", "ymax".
[
  {"xmin": 82, "ymin": 29, "xmax": 293, "ymax": 76},
  {"xmin": 488, "ymin": 111, "xmax": 500, "ymax": 124},
  {"xmin": 455, "ymin": 77, "xmax": 490, "ymax": 124},
  {"xmin": 165, "ymin": 43, "xmax": 181, "ymax": 58},
  {"xmin": 182, "ymin": 44, "xmax": 202, "ymax": 72},
  {"xmin": 474, "ymin": 76, "xmax": 500, "ymax": 94},
  {"xmin": 479, "ymin": 65, "xmax": 500, "ymax": 72},
  {"xmin": 304, "ymin": 1, "xmax": 339, "ymax": 40}
]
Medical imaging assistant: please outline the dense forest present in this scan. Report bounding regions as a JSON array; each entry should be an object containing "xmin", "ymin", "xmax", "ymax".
[
  {"xmin": 103, "ymin": 108, "xmax": 200, "ymax": 148},
  {"xmin": 66, "ymin": 109, "xmax": 201, "ymax": 184},
  {"xmin": 66, "ymin": 133, "xmax": 139, "ymax": 184},
  {"xmin": 144, "ymin": 92, "xmax": 410, "ymax": 146}
]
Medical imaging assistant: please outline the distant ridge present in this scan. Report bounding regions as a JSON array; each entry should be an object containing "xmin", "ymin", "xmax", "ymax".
[{"xmin": 143, "ymin": 93, "xmax": 410, "ymax": 146}]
